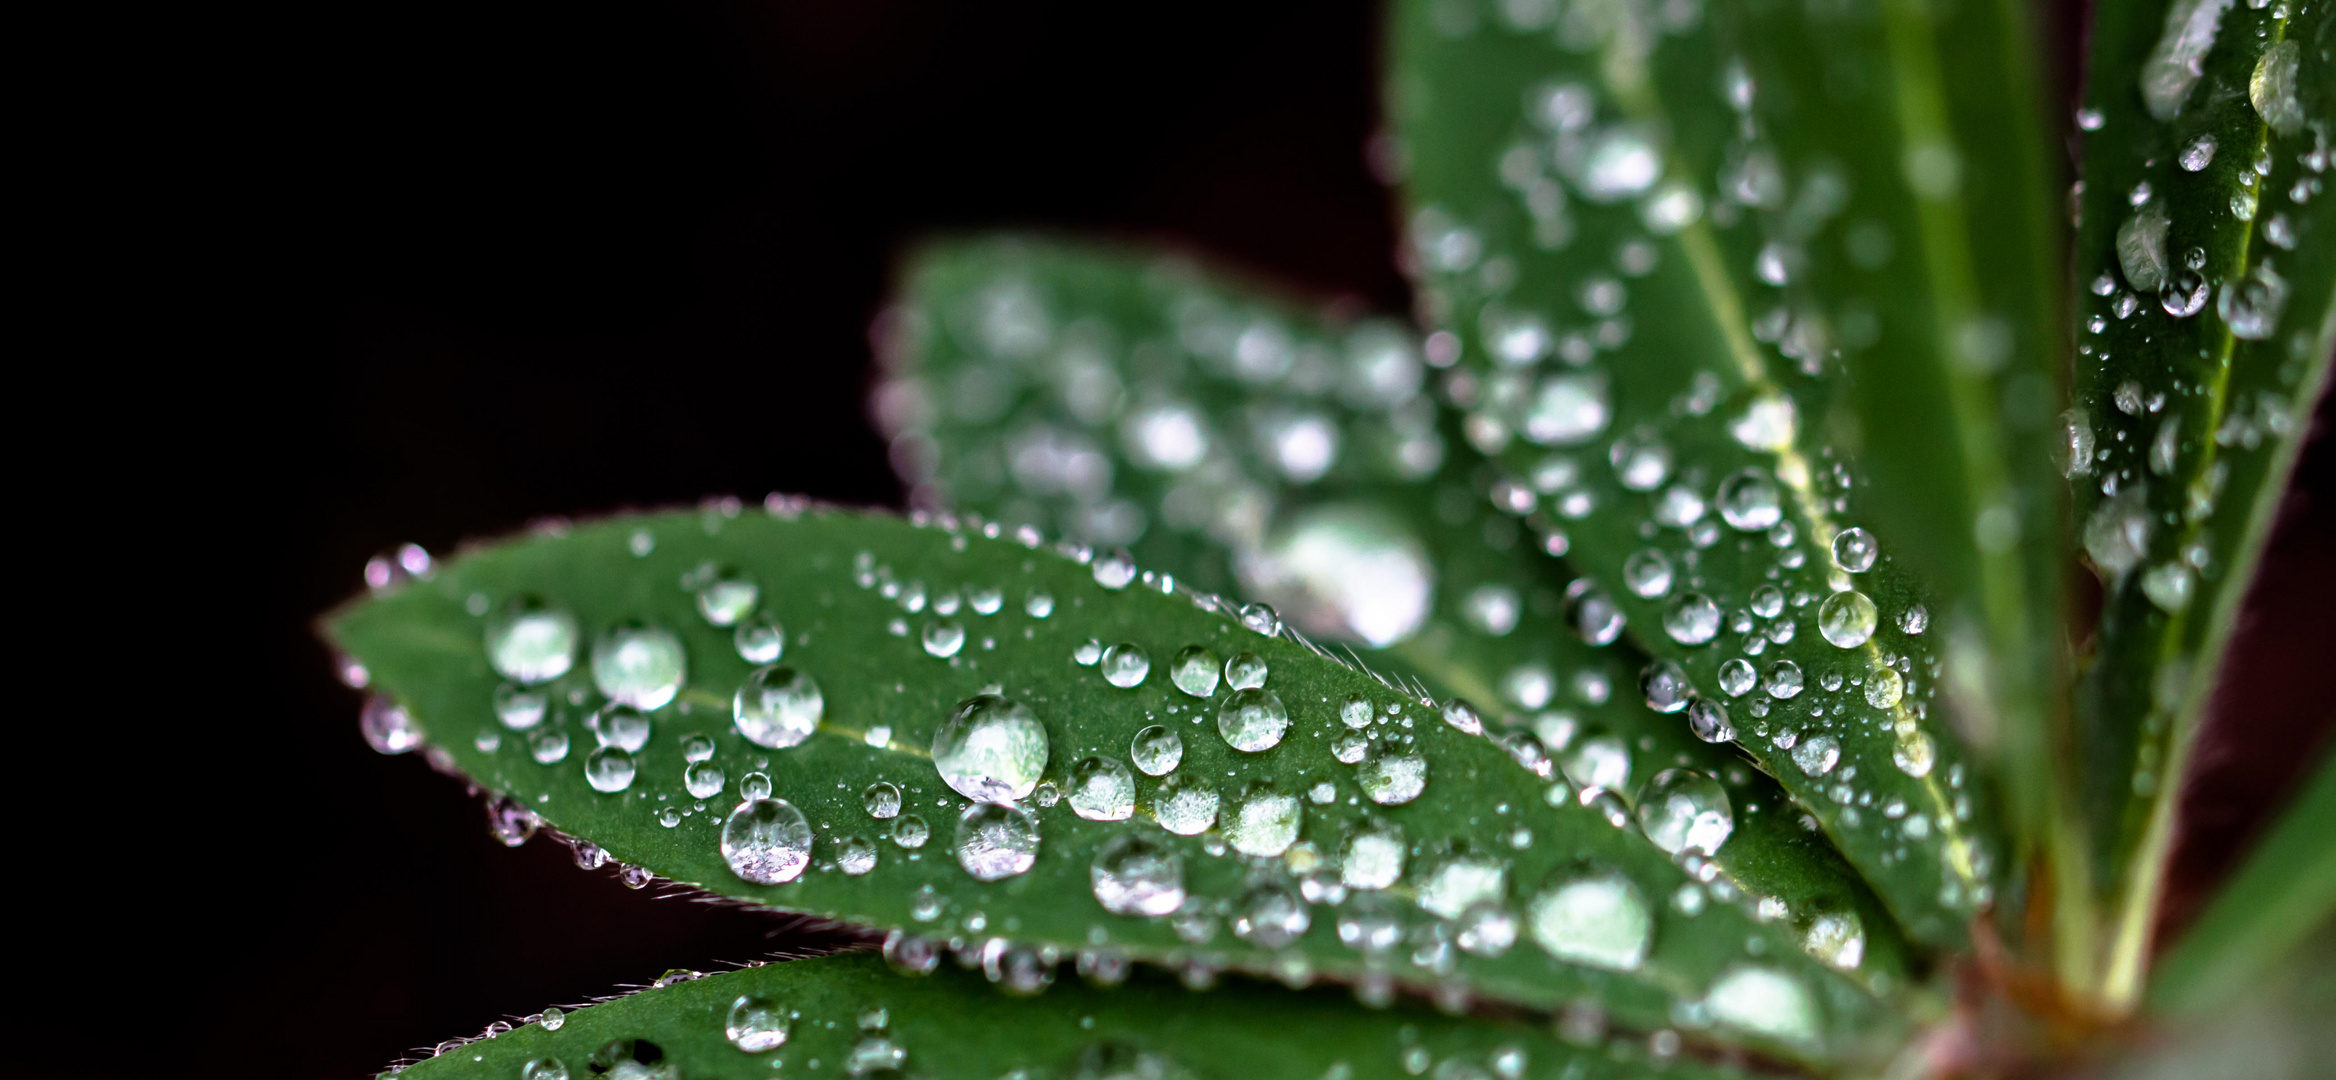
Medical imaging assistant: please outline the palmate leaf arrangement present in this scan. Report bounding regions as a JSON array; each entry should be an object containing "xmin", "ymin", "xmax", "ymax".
[{"xmin": 328, "ymin": 2, "xmax": 2336, "ymax": 1078}]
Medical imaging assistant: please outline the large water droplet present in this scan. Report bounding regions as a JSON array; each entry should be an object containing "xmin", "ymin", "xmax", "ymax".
[
  {"xmin": 1792, "ymin": 735, "xmax": 1841, "ymax": 776},
  {"xmin": 1704, "ymin": 965, "xmax": 1820, "ymax": 1044},
  {"xmin": 921, "ymin": 620, "xmax": 966, "ymax": 658},
  {"xmin": 1169, "ymin": 645, "xmax": 1221, "ymax": 697},
  {"xmin": 1663, "ymin": 593, "xmax": 1721, "ymax": 645},
  {"xmin": 1765, "ymin": 660, "xmax": 1805, "ymax": 698},
  {"xmin": 1091, "ymin": 832, "xmax": 1184, "ymax": 916},
  {"xmin": 721, "ymin": 798, "xmax": 812, "ymax": 884},
  {"xmin": 1817, "ymin": 592, "xmax": 1877, "ymax": 648},
  {"xmin": 1419, "ymin": 856, "xmax": 1508, "ymax": 920},
  {"xmin": 591, "ymin": 623, "xmax": 686, "ymax": 710},
  {"xmin": 1718, "ymin": 659, "xmax": 1756, "ymax": 697},
  {"xmin": 1224, "ymin": 652, "xmax": 1269, "ymax": 691},
  {"xmin": 1093, "ymin": 549, "xmax": 1138, "ymax": 590},
  {"xmin": 1225, "ymin": 783, "xmax": 1302, "ymax": 857},
  {"xmin": 932, "ymin": 695, "xmax": 1050, "ymax": 802},
  {"xmin": 725, "ymin": 994, "xmax": 789, "ymax": 1052},
  {"xmin": 1236, "ymin": 505, "xmax": 1432, "ymax": 648},
  {"xmin": 1342, "ymin": 820, "xmax": 1406, "ymax": 890},
  {"xmin": 1357, "ymin": 745, "xmax": 1428, "ymax": 806},
  {"xmin": 1804, "ymin": 912, "xmax": 1866, "ymax": 970},
  {"xmin": 1152, "ymin": 774, "xmax": 1220, "ymax": 835},
  {"xmin": 587, "ymin": 704, "xmax": 651, "ymax": 751},
  {"xmin": 734, "ymin": 666, "xmax": 823, "ymax": 749},
  {"xmin": 1717, "ymin": 469, "xmax": 1783, "ymax": 531},
  {"xmin": 1831, "ymin": 528, "xmax": 1878, "ymax": 573},
  {"xmin": 1101, "ymin": 643, "xmax": 1151, "ymax": 688},
  {"xmin": 1637, "ymin": 770, "xmax": 1733, "ymax": 855},
  {"xmin": 360, "ymin": 694, "xmax": 422, "ymax": 754},
  {"xmin": 863, "ymin": 781, "xmax": 902, "ymax": 819},
  {"xmin": 584, "ymin": 747, "xmax": 636, "ymax": 792},
  {"xmin": 1865, "ymin": 667, "xmax": 1905, "ymax": 709},
  {"xmin": 1686, "ymin": 698, "xmax": 1735, "ymax": 744},
  {"xmin": 1893, "ymin": 732, "xmax": 1936, "ymax": 778},
  {"xmin": 1565, "ymin": 579, "xmax": 1626, "ymax": 645},
  {"xmin": 684, "ymin": 760, "xmax": 726, "ymax": 799},
  {"xmin": 1623, "ymin": 549, "xmax": 1673, "ymax": 598},
  {"xmin": 2249, "ymin": 39, "xmax": 2304, "ymax": 137},
  {"xmin": 1641, "ymin": 661, "xmax": 1692, "ymax": 713},
  {"xmin": 1528, "ymin": 872, "xmax": 1651, "ymax": 971},
  {"xmin": 1069, "ymin": 756, "xmax": 1136, "ymax": 821},
  {"xmin": 693, "ymin": 567, "xmax": 760, "ymax": 628},
  {"xmin": 1233, "ymin": 880, "xmax": 1311, "ymax": 948},
  {"xmin": 955, "ymin": 802, "xmax": 1041, "ymax": 881},
  {"xmin": 1218, "ymin": 688, "xmax": 1290, "ymax": 752},
  {"xmin": 1130, "ymin": 725, "xmax": 1184, "ymax": 776},
  {"xmin": 486, "ymin": 601, "xmax": 579, "ymax": 685}
]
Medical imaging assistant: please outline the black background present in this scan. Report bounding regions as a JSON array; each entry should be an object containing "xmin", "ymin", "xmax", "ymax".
[{"xmin": 64, "ymin": 2, "xmax": 2329, "ymax": 1076}]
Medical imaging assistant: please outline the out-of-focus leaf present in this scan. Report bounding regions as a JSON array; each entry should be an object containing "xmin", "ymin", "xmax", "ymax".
[
  {"xmin": 2068, "ymin": 0, "xmax": 2336, "ymax": 1005},
  {"xmin": 2147, "ymin": 748, "xmax": 2336, "ymax": 1016},
  {"xmin": 875, "ymin": 234, "xmax": 1921, "ymax": 1000},
  {"xmin": 1384, "ymin": 0, "xmax": 2024, "ymax": 948},
  {"xmin": 328, "ymin": 506, "xmax": 1894, "ymax": 1061},
  {"xmin": 389, "ymin": 952, "xmax": 1751, "ymax": 1080}
]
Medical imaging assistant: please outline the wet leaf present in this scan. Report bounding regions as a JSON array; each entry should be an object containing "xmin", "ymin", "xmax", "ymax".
[
  {"xmin": 878, "ymin": 234, "xmax": 1920, "ymax": 996},
  {"xmin": 1384, "ymin": 0, "xmax": 2017, "ymax": 947},
  {"xmin": 2069, "ymin": 0, "xmax": 2336, "ymax": 1005},
  {"xmin": 389, "ymin": 951, "xmax": 1746, "ymax": 1080},
  {"xmin": 329, "ymin": 505, "xmax": 1894, "ymax": 1062}
]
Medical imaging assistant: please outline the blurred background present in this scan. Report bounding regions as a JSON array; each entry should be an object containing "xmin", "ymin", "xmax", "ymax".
[{"xmin": 80, "ymin": 1, "xmax": 2327, "ymax": 1076}]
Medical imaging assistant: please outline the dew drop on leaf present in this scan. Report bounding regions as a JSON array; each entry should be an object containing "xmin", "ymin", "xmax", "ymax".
[
  {"xmin": 1717, "ymin": 469, "xmax": 1784, "ymax": 531},
  {"xmin": 693, "ymin": 567, "xmax": 760, "ymax": 628},
  {"xmin": 1130, "ymin": 725, "xmax": 1184, "ymax": 776},
  {"xmin": 1830, "ymin": 528, "xmax": 1878, "ymax": 573},
  {"xmin": 1704, "ymin": 966, "xmax": 1820, "ymax": 1044},
  {"xmin": 863, "ymin": 781, "xmax": 902, "ymax": 819},
  {"xmin": 587, "ymin": 704, "xmax": 651, "ymax": 752},
  {"xmin": 485, "ymin": 600, "xmax": 579, "ymax": 686},
  {"xmin": 1093, "ymin": 549, "xmax": 1138, "ymax": 590},
  {"xmin": 921, "ymin": 619, "xmax": 966, "ymax": 658},
  {"xmin": 720, "ymin": 797, "xmax": 812, "ymax": 884},
  {"xmin": 1224, "ymin": 782, "xmax": 1302, "ymax": 857},
  {"xmin": 1341, "ymin": 820, "xmax": 1406, "ymax": 890},
  {"xmin": 1151, "ymin": 774, "xmax": 1221, "ymax": 835},
  {"xmin": 1101, "ymin": 643, "xmax": 1152, "ymax": 688},
  {"xmin": 1217, "ymin": 688, "xmax": 1291, "ymax": 752},
  {"xmin": 361, "ymin": 694, "xmax": 422, "ymax": 754},
  {"xmin": 954, "ymin": 802, "xmax": 1041, "ymax": 881},
  {"xmin": 1069, "ymin": 756, "xmax": 1136, "ymax": 821},
  {"xmin": 684, "ymin": 760, "xmax": 726, "ymax": 800},
  {"xmin": 1663, "ymin": 593, "xmax": 1722, "ymax": 645},
  {"xmin": 1817, "ymin": 592, "xmax": 1878, "ymax": 648},
  {"xmin": 1640, "ymin": 660, "xmax": 1692, "ymax": 713},
  {"xmin": 1792, "ymin": 735, "xmax": 1842, "ymax": 777},
  {"xmin": 892, "ymin": 814, "xmax": 930, "ymax": 849},
  {"xmin": 1636, "ymin": 769, "xmax": 1733, "ymax": 856},
  {"xmin": 734, "ymin": 666, "xmax": 824, "ymax": 750},
  {"xmin": 725, "ymin": 995, "xmax": 789, "ymax": 1052},
  {"xmin": 1686, "ymin": 698, "xmax": 1735, "ymax": 744},
  {"xmin": 1224, "ymin": 652, "xmax": 1269, "ymax": 690},
  {"xmin": 584, "ymin": 747, "xmax": 636, "ymax": 793},
  {"xmin": 1356, "ymin": 745, "xmax": 1428, "ymax": 805},
  {"xmin": 1805, "ymin": 912, "xmax": 1866, "ymax": 970},
  {"xmin": 1169, "ymin": 645, "xmax": 1222, "ymax": 697},
  {"xmin": 1091, "ymin": 832, "xmax": 1185, "ymax": 916},
  {"xmin": 1527, "ymin": 872, "xmax": 1651, "ymax": 972},
  {"xmin": 932, "ymin": 694, "xmax": 1051, "ymax": 802}
]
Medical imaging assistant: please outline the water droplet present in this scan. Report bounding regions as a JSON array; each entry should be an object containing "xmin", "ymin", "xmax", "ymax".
[
  {"xmin": 492, "ymin": 683, "xmax": 548, "ymax": 731},
  {"xmin": 487, "ymin": 794, "xmax": 538, "ymax": 847},
  {"xmin": 1233, "ymin": 881, "xmax": 1311, "ymax": 947},
  {"xmin": 587, "ymin": 704, "xmax": 652, "ymax": 752},
  {"xmin": 1069, "ymin": 756, "xmax": 1136, "ymax": 821},
  {"xmin": 1831, "ymin": 528, "xmax": 1878, "ymax": 574},
  {"xmin": 1440, "ymin": 698, "xmax": 1484, "ymax": 735},
  {"xmin": 1238, "ymin": 506, "xmax": 1432, "ymax": 648},
  {"xmin": 527, "ymin": 728, "xmax": 570, "ymax": 764},
  {"xmin": 733, "ymin": 666, "xmax": 823, "ymax": 749},
  {"xmin": 726, "ymin": 994, "xmax": 789, "ymax": 1052},
  {"xmin": 1333, "ymin": 732, "xmax": 1369, "ymax": 764},
  {"xmin": 1073, "ymin": 638, "xmax": 1104, "ymax": 666},
  {"xmin": 1865, "ymin": 667, "xmax": 1905, "ymax": 709},
  {"xmin": 1169, "ymin": 646, "xmax": 1221, "ymax": 697},
  {"xmin": 1357, "ymin": 745, "xmax": 1428, "ymax": 806},
  {"xmin": 721, "ymin": 797, "xmax": 812, "ymax": 884},
  {"xmin": 1101, "ymin": 643, "xmax": 1151, "ymax": 688},
  {"xmin": 684, "ymin": 760, "xmax": 726, "ymax": 800},
  {"xmin": 1792, "ymin": 735, "xmax": 1841, "ymax": 777},
  {"xmin": 932, "ymin": 694, "xmax": 1050, "ymax": 802},
  {"xmin": 486, "ymin": 600, "xmax": 579, "ymax": 686},
  {"xmin": 1419, "ymin": 856, "xmax": 1507, "ymax": 920},
  {"xmin": 1765, "ymin": 660, "xmax": 1805, "ymax": 699},
  {"xmin": 1610, "ymin": 431, "xmax": 1673, "ymax": 491},
  {"xmin": 1130, "ymin": 725, "xmax": 1184, "ymax": 776},
  {"xmin": 1686, "ymin": 698, "xmax": 1735, "ymax": 744},
  {"xmin": 584, "ymin": 747, "xmax": 636, "ymax": 793},
  {"xmin": 1818, "ymin": 592, "xmax": 1878, "ymax": 648},
  {"xmin": 863, "ymin": 781, "xmax": 902, "ymax": 819},
  {"xmin": 2179, "ymin": 135, "xmax": 2217, "ymax": 172},
  {"xmin": 1341, "ymin": 819, "xmax": 1406, "ymax": 890},
  {"xmin": 1805, "ymin": 912, "xmax": 1865, "ymax": 970},
  {"xmin": 1340, "ymin": 694, "xmax": 1375, "ymax": 729},
  {"xmin": 1091, "ymin": 832, "xmax": 1185, "ymax": 916},
  {"xmin": 1225, "ymin": 783, "xmax": 1303, "ymax": 857},
  {"xmin": 1521, "ymin": 373, "xmax": 1612, "ymax": 445},
  {"xmin": 1577, "ymin": 127, "xmax": 1661, "ymax": 202},
  {"xmin": 922, "ymin": 620, "xmax": 966, "ymax": 658},
  {"xmin": 2217, "ymin": 263, "xmax": 2288, "ymax": 340},
  {"xmin": 360, "ymin": 694, "xmax": 422, "ymax": 754},
  {"xmin": 2249, "ymin": 39, "xmax": 2304, "ymax": 137},
  {"xmin": 1238, "ymin": 602, "xmax": 1282, "ymax": 636},
  {"xmin": 1528, "ymin": 872, "xmax": 1651, "ymax": 971},
  {"xmin": 591, "ymin": 623, "xmax": 686, "ymax": 710},
  {"xmin": 1704, "ymin": 966, "xmax": 1819, "ymax": 1044},
  {"xmin": 524, "ymin": 1058, "xmax": 569, "ymax": 1080},
  {"xmin": 1641, "ymin": 661, "xmax": 1692, "ymax": 713},
  {"xmin": 2117, "ymin": 201, "xmax": 2172, "ymax": 292},
  {"xmin": 1093, "ymin": 550, "xmax": 1138, "ymax": 590},
  {"xmin": 1663, "ymin": 593, "xmax": 1721, "ymax": 645},
  {"xmin": 1622, "ymin": 549, "xmax": 1673, "ymax": 598},
  {"xmin": 1152, "ymin": 774, "xmax": 1221, "ymax": 835},
  {"xmin": 1560, "ymin": 731, "xmax": 1632, "ymax": 792},
  {"xmin": 1718, "ymin": 659, "xmax": 1756, "ymax": 697},
  {"xmin": 955, "ymin": 802, "xmax": 1041, "ymax": 881},
  {"xmin": 1729, "ymin": 391, "xmax": 1798, "ymax": 452},
  {"xmin": 1025, "ymin": 590, "xmax": 1056, "ymax": 618},
  {"xmin": 1717, "ymin": 469, "xmax": 1783, "ymax": 531},
  {"xmin": 836, "ymin": 835, "xmax": 879, "ymax": 876},
  {"xmin": 1565, "ymin": 579, "xmax": 1626, "ymax": 645},
  {"xmin": 1637, "ymin": 770, "xmax": 1733, "ymax": 855},
  {"xmin": 1224, "ymin": 652, "xmax": 1269, "ymax": 690},
  {"xmin": 740, "ymin": 771, "xmax": 772, "ymax": 800},
  {"xmin": 1217, "ymin": 688, "xmax": 1290, "ymax": 752},
  {"xmin": 694, "ymin": 567, "xmax": 760, "ymax": 627},
  {"xmin": 1893, "ymin": 732, "xmax": 1936, "ymax": 778},
  {"xmin": 892, "ymin": 814, "xmax": 930, "ymax": 849}
]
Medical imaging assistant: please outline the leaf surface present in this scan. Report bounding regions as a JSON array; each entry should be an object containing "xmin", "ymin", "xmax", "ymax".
[
  {"xmin": 1383, "ymin": 0, "xmax": 2024, "ymax": 947},
  {"xmin": 875, "ymin": 234, "xmax": 1920, "ymax": 997},
  {"xmin": 329, "ymin": 505, "xmax": 1894, "ymax": 1060},
  {"xmin": 2068, "ymin": 0, "xmax": 2336, "ymax": 1004},
  {"xmin": 391, "ymin": 952, "xmax": 1744, "ymax": 1080}
]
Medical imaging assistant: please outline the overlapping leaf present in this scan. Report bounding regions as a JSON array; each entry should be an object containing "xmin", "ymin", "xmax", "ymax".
[
  {"xmin": 874, "ymin": 234, "xmax": 1918, "ymax": 999},
  {"xmin": 392, "ymin": 952, "xmax": 1744, "ymax": 1080},
  {"xmin": 2068, "ymin": 0, "xmax": 2336, "ymax": 1004},
  {"xmin": 1384, "ymin": 0, "xmax": 2025, "ymax": 948},
  {"xmin": 330, "ymin": 506, "xmax": 1896, "ymax": 1061}
]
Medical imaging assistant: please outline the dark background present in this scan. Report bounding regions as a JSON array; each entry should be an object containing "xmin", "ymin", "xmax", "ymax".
[{"xmin": 69, "ymin": 1, "xmax": 2327, "ymax": 1076}]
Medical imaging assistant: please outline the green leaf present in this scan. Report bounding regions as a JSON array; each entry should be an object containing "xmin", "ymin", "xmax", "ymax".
[
  {"xmin": 1382, "ymin": 0, "xmax": 2017, "ymax": 948},
  {"xmin": 874, "ymin": 234, "xmax": 1921, "ymax": 1000},
  {"xmin": 390, "ymin": 952, "xmax": 1743, "ymax": 1080},
  {"xmin": 2147, "ymin": 748, "xmax": 2336, "ymax": 1017},
  {"xmin": 2068, "ymin": 0, "xmax": 2336, "ymax": 1005},
  {"xmin": 328, "ymin": 505, "xmax": 1894, "ymax": 1061}
]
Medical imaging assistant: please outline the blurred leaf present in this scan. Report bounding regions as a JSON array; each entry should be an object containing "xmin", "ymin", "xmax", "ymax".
[
  {"xmin": 876, "ymin": 234, "xmax": 1922, "ymax": 999},
  {"xmin": 1383, "ymin": 0, "xmax": 2025, "ymax": 948},
  {"xmin": 390, "ymin": 952, "xmax": 1749, "ymax": 1080},
  {"xmin": 328, "ymin": 505, "xmax": 1895, "ymax": 1061},
  {"xmin": 2147, "ymin": 747, "xmax": 2336, "ymax": 1016},
  {"xmin": 2068, "ymin": 0, "xmax": 2336, "ymax": 1004}
]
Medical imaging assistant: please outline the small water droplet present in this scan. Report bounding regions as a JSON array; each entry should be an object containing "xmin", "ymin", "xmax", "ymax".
[
  {"xmin": 693, "ymin": 567, "xmax": 760, "ymax": 627},
  {"xmin": 486, "ymin": 600, "xmax": 579, "ymax": 686},
  {"xmin": 1704, "ymin": 966, "xmax": 1819, "ymax": 1044},
  {"xmin": 1637, "ymin": 770, "xmax": 1733, "ymax": 855},
  {"xmin": 1339, "ymin": 694, "xmax": 1375, "ymax": 729},
  {"xmin": 1356, "ymin": 745, "xmax": 1428, "ymax": 805},
  {"xmin": 836, "ymin": 835, "xmax": 879, "ymax": 876},
  {"xmin": 360, "ymin": 694, "xmax": 423, "ymax": 754},
  {"xmin": 1831, "ymin": 528, "xmax": 1878, "ymax": 573},
  {"xmin": 584, "ymin": 747, "xmax": 636, "ymax": 793},
  {"xmin": 1225, "ymin": 782, "xmax": 1303, "ymax": 857},
  {"xmin": 587, "ymin": 704, "xmax": 652, "ymax": 752},
  {"xmin": 954, "ymin": 803, "xmax": 1041, "ymax": 881},
  {"xmin": 1686, "ymin": 698, "xmax": 1735, "ymax": 743},
  {"xmin": 1093, "ymin": 550, "xmax": 1138, "ymax": 590},
  {"xmin": 1818, "ymin": 592, "xmax": 1878, "ymax": 648},
  {"xmin": 1233, "ymin": 880, "xmax": 1311, "ymax": 948},
  {"xmin": 1792, "ymin": 735, "xmax": 1841, "ymax": 777},
  {"xmin": 1153, "ymin": 774, "xmax": 1221, "ymax": 836},
  {"xmin": 725, "ymin": 994, "xmax": 790, "ymax": 1052},
  {"xmin": 740, "ymin": 771, "xmax": 772, "ymax": 800},
  {"xmin": 684, "ymin": 760, "xmax": 726, "ymax": 799},
  {"xmin": 1169, "ymin": 645, "xmax": 1221, "ymax": 697},
  {"xmin": 734, "ymin": 666, "xmax": 823, "ymax": 749},
  {"xmin": 1069, "ymin": 756, "xmax": 1136, "ymax": 821},
  {"xmin": 1865, "ymin": 667, "xmax": 1905, "ymax": 709},
  {"xmin": 523, "ymin": 1057, "xmax": 569, "ymax": 1080},
  {"xmin": 892, "ymin": 814, "xmax": 930, "ymax": 849},
  {"xmin": 1025, "ymin": 590, "xmax": 1056, "ymax": 618},
  {"xmin": 591, "ymin": 623, "xmax": 687, "ymax": 710},
  {"xmin": 1217, "ymin": 688, "xmax": 1291, "ymax": 752},
  {"xmin": 863, "ymin": 781, "xmax": 902, "ymax": 819},
  {"xmin": 1565, "ymin": 579, "xmax": 1626, "ymax": 645},
  {"xmin": 1718, "ymin": 659, "xmax": 1756, "ymax": 697},
  {"xmin": 1074, "ymin": 638, "xmax": 1104, "ymax": 665},
  {"xmin": 1130, "ymin": 725, "xmax": 1184, "ymax": 775},
  {"xmin": 1101, "ymin": 643, "xmax": 1152, "ymax": 688},
  {"xmin": 1641, "ymin": 661, "xmax": 1693, "ymax": 713},
  {"xmin": 1224, "ymin": 652, "xmax": 1269, "ymax": 690},
  {"xmin": 1805, "ymin": 912, "xmax": 1866, "ymax": 970},
  {"xmin": 922, "ymin": 620, "xmax": 966, "ymax": 658},
  {"xmin": 1663, "ymin": 593, "xmax": 1721, "ymax": 645},
  {"xmin": 1341, "ymin": 819, "xmax": 1406, "ymax": 890},
  {"xmin": 1091, "ymin": 832, "xmax": 1185, "ymax": 916},
  {"xmin": 1717, "ymin": 469, "xmax": 1783, "ymax": 531}
]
